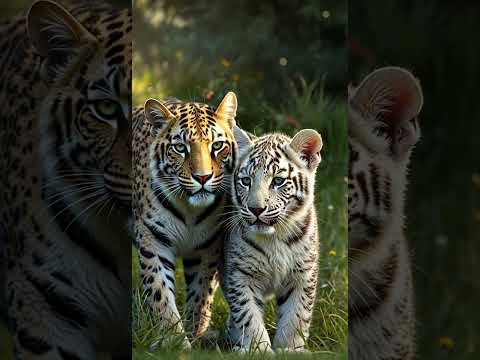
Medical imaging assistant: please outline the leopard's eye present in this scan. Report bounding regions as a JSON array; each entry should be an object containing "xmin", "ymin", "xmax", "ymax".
[
  {"xmin": 212, "ymin": 141, "xmax": 224, "ymax": 151},
  {"xmin": 272, "ymin": 176, "xmax": 286, "ymax": 187},
  {"xmin": 93, "ymin": 99, "xmax": 121, "ymax": 119},
  {"xmin": 173, "ymin": 143, "xmax": 187, "ymax": 153},
  {"xmin": 240, "ymin": 177, "xmax": 251, "ymax": 187}
]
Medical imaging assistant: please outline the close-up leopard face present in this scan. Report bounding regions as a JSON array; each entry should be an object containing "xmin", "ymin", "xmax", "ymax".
[
  {"xmin": 232, "ymin": 130, "xmax": 322, "ymax": 240},
  {"xmin": 143, "ymin": 92, "xmax": 238, "ymax": 207},
  {"xmin": 29, "ymin": 1, "xmax": 132, "ymax": 203}
]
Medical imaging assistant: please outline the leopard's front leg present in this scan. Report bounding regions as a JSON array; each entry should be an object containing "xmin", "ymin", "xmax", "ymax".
[
  {"xmin": 183, "ymin": 238, "xmax": 222, "ymax": 339},
  {"xmin": 136, "ymin": 224, "xmax": 190, "ymax": 349},
  {"xmin": 7, "ymin": 261, "xmax": 97, "ymax": 360}
]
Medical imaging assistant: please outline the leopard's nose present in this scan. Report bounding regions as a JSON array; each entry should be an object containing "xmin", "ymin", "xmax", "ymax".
[{"xmin": 193, "ymin": 173, "xmax": 213, "ymax": 185}]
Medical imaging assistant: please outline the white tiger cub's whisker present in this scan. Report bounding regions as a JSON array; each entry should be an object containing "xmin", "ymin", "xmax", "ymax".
[{"xmin": 221, "ymin": 129, "xmax": 323, "ymax": 353}]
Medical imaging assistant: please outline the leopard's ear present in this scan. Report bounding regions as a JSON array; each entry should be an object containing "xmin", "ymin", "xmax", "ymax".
[
  {"xmin": 215, "ymin": 92, "xmax": 237, "ymax": 128},
  {"xmin": 290, "ymin": 129, "xmax": 323, "ymax": 170},
  {"xmin": 144, "ymin": 99, "xmax": 174, "ymax": 132},
  {"xmin": 27, "ymin": 0, "xmax": 97, "ymax": 79}
]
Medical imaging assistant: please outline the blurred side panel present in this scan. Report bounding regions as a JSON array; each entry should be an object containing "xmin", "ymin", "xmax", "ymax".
[
  {"xmin": 349, "ymin": 1, "xmax": 480, "ymax": 359},
  {"xmin": 0, "ymin": 1, "xmax": 132, "ymax": 358}
]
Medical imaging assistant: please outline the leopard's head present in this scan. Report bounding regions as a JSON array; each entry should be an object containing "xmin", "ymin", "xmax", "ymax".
[
  {"xmin": 28, "ymin": 0, "xmax": 132, "ymax": 204},
  {"xmin": 144, "ymin": 92, "xmax": 238, "ymax": 208}
]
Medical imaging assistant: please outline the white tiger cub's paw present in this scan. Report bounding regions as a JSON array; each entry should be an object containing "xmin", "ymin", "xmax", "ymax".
[
  {"xmin": 276, "ymin": 346, "xmax": 308, "ymax": 353},
  {"xmin": 232, "ymin": 344, "xmax": 274, "ymax": 354},
  {"xmin": 150, "ymin": 334, "xmax": 192, "ymax": 351}
]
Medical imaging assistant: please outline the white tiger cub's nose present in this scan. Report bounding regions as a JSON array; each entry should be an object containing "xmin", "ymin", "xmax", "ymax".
[{"xmin": 248, "ymin": 206, "xmax": 266, "ymax": 217}]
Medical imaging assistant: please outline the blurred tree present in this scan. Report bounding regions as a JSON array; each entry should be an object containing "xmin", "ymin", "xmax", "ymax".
[{"xmin": 133, "ymin": 0, "xmax": 346, "ymax": 106}]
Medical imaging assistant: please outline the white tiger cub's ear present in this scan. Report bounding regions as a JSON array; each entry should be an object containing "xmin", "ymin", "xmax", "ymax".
[
  {"xmin": 232, "ymin": 126, "xmax": 253, "ymax": 157},
  {"xmin": 215, "ymin": 92, "xmax": 238, "ymax": 128},
  {"xmin": 27, "ymin": 0, "xmax": 97, "ymax": 80},
  {"xmin": 144, "ymin": 99, "xmax": 174, "ymax": 132},
  {"xmin": 350, "ymin": 67, "xmax": 423, "ymax": 157},
  {"xmin": 290, "ymin": 129, "xmax": 323, "ymax": 170}
]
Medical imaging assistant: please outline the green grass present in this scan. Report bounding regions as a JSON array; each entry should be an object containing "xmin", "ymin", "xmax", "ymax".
[
  {"xmin": 0, "ymin": 324, "xmax": 13, "ymax": 359},
  {"xmin": 132, "ymin": 88, "xmax": 348, "ymax": 359}
]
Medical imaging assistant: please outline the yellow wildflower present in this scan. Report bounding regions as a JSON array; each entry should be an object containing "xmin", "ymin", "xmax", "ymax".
[
  {"xmin": 328, "ymin": 249, "xmax": 337, "ymax": 257},
  {"xmin": 175, "ymin": 48, "xmax": 184, "ymax": 61},
  {"xmin": 221, "ymin": 58, "xmax": 231, "ymax": 68},
  {"xmin": 439, "ymin": 336, "xmax": 454, "ymax": 350}
]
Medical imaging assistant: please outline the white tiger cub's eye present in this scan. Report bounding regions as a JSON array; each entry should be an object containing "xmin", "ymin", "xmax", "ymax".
[
  {"xmin": 240, "ymin": 177, "xmax": 251, "ymax": 187},
  {"xmin": 272, "ymin": 176, "xmax": 286, "ymax": 187}
]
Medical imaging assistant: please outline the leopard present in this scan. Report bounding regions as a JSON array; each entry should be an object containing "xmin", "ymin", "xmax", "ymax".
[
  {"xmin": 0, "ymin": 1, "xmax": 132, "ymax": 358},
  {"xmin": 348, "ymin": 67, "xmax": 424, "ymax": 360},
  {"xmin": 132, "ymin": 92, "xmax": 239, "ymax": 349}
]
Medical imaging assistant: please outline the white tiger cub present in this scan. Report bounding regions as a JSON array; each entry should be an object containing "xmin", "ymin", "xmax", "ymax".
[
  {"xmin": 221, "ymin": 129, "xmax": 323, "ymax": 352},
  {"xmin": 348, "ymin": 67, "xmax": 423, "ymax": 360}
]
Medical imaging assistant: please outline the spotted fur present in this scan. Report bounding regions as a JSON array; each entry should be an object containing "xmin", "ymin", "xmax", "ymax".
[
  {"xmin": 0, "ymin": 1, "xmax": 132, "ymax": 358},
  {"xmin": 348, "ymin": 67, "xmax": 423, "ymax": 360},
  {"xmin": 221, "ymin": 129, "xmax": 323, "ymax": 352},
  {"xmin": 132, "ymin": 92, "xmax": 238, "ymax": 348}
]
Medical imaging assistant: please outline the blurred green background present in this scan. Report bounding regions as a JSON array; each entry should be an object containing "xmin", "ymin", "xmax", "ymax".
[
  {"xmin": 350, "ymin": 1, "xmax": 480, "ymax": 359},
  {"xmin": 132, "ymin": 0, "xmax": 348, "ymax": 359}
]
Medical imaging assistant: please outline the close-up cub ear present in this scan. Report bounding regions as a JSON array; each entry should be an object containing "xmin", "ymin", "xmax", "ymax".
[
  {"xmin": 350, "ymin": 67, "xmax": 424, "ymax": 157},
  {"xmin": 232, "ymin": 126, "xmax": 253, "ymax": 157},
  {"xmin": 27, "ymin": 0, "xmax": 97, "ymax": 78},
  {"xmin": 349, "ymin": 66, "xmax": 423, "ymax": 125},
  {"xmin": 290, "ymin": 129, "xmax": 323, "ymax": 170},
  {"xmin": 144, "ymin": 98, "xmax": 174, "ymax": 132}
]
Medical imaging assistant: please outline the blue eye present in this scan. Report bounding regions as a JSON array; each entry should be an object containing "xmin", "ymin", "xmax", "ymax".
[
  {"xmin": 240, "ymin": 177, "xmax": 251, "ymax": 187},
  {"xmin": 272, "ymin": 177, "xmax": 286, "ymax": 187},
  {"xmin": 173, "ymin": 143, "xmax": 187, "ymax": 153}
]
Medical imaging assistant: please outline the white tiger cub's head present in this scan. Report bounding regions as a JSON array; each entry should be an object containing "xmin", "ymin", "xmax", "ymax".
[
  {"xmin": 348, "ymin": 67, "xmax": 423, "ymax": 253},
  {"xmin": 232, "ymin": 129, "xmax": 322, "ymax": 240}
]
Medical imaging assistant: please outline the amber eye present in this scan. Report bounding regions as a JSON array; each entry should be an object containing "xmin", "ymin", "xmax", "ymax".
[
  {"xmin": 240, "ymin": 177, "xmax": 251, "ymax": 187},
  {"xmin": 93, "ymin": 99, "xmax": 121, "ymax": 119},
  {"xmin": 212, "ymin": 141, "xmax": 224, "ymax": 151},
  {"xmin": 272, "ymin": 176, "xmax": 286, "ymax": 187},
  {"xmin": 173, "ymin": 143, "xmax": 187, "ymax": 153}
]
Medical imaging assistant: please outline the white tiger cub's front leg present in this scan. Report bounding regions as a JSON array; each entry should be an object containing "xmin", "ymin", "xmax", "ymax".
[
  {"xmin": 273, "ymin": 260, "xmax": 318, "ymax": 351},
  {"xmin": 183, "ymin": 240, "xmax": 221, "ymax": 338},
  {"xmin": 136, "ymin": 225, "xmax": 190, "ymax": 349},
  {"xmin": 224, "ymin": 271, "xmax": 272, "ymax": 352}
]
